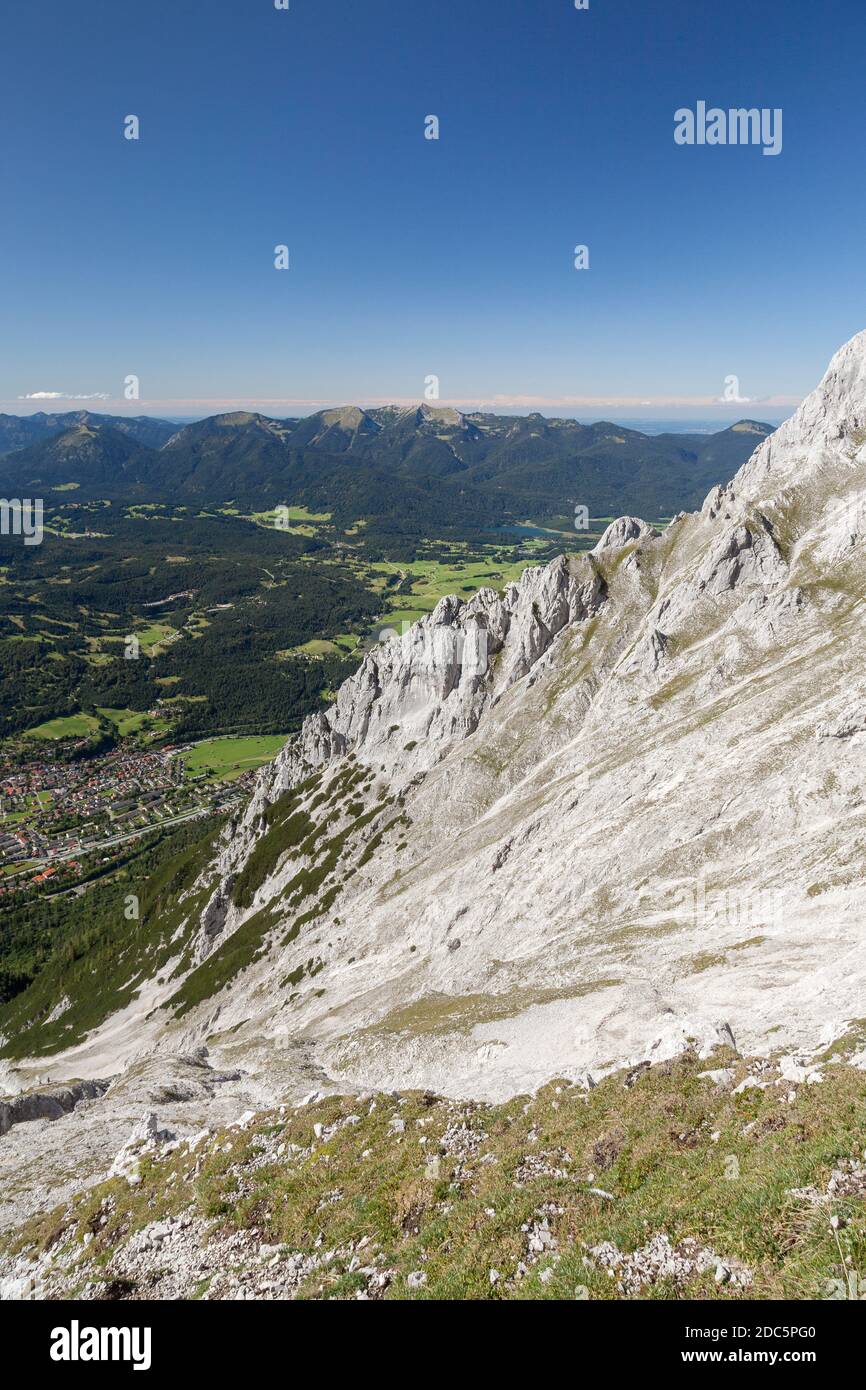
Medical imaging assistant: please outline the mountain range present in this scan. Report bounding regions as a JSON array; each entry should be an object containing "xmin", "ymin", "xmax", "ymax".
[{"xmin": 0, "ymin": 405, "xmax": 775, "ymax": 528}]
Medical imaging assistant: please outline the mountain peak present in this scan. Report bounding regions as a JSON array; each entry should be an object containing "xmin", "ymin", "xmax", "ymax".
[
  {"xmin": 728, "ymin": 420, "xmax": 772, "ymax": 435},
  {"xmin": 788, "ymin": 328, "xmax": 866, "ymax": 443},
  {"xmin": 318, "ymin": 405, "xmax": 372, "ymax": 429},
  {"xmin": 417, "ymin": 403, "xmax": 465, "ymax": 428},
  {"xmin": 724, "ymin": 328, "xmax": 866, "ymax": 510},
  {"xmin": 210, "ymin": 411, "xmax": 269, "ymax": 428}
]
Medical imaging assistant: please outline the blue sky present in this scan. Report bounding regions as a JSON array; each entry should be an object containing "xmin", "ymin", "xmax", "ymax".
[{"xmin": 2, "ymin": 0, "xmax": 865, "ymax": 421}]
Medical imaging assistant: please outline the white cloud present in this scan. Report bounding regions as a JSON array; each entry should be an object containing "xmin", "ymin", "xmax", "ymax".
[{"xmin": 19, "ymin": 390, "xmax": 110, "ymax": 401}]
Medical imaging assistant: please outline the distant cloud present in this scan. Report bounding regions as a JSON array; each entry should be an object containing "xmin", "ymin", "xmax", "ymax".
[{"xmin": 19, "ymin": 390, "xmax": 110, "ymax": 401}]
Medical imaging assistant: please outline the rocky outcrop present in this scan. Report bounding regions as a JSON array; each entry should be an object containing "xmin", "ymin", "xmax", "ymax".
[
  {"xmin": 109, "ymin": 1112, "xmax": 177, "ymax": 1185},
  {"xmin": 817, "ymin": 707, "xmax": 866, "ymax": 739},
  {"xmin": 193, "ymin": 885, "xmax": 233, "ymax": 965},
  {"xmin": 267, "ymin": 552, "xmax": 607, "ymax": 795},
  {"xmin": 0, "ymin": 1078, "xmax": 108, "ymax": 1137},
  {"xmin": 592, "ymin": 515, "xmax": 659, "ymax": 552}
]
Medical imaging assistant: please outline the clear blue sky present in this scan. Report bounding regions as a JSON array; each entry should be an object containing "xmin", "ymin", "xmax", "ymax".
[{"xmin": 2, "ymin": 0, "xmax": 865, "ymax": 421}]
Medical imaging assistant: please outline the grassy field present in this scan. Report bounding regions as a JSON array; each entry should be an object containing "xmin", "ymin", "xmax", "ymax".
[
  {"xmin": 97, "ymin": 708, "xmax": 152, "ymax": 737},
  {"xmin": 290, "ymin": 639, "xmax": 342, "ymax": 658},
  {"xmin": 375, "ymin": 555, "xmax": 525, "ymax": 603},
  {"xmin": 356, "ymin": 545, "xmax": 558, "ymax": 635},
  {"xmin": 135, "ymin": 623, "xmax": 177, "ymax": 655},
  {"xmin": 286, "ymin": 545, "xmax": 561, "ymax": 655},
  {"xmin": 22, "ymin": 708, "xmax": 156, "ymax": 742},
  {"xmin": 376, "ymin": 609, "xmax": 428, "ymax": 631},
  {"xmin": 250, "ymin": 506, "xmax": 332, "ymax": 525},
  {"xmin": 182, "ymin": 735, "xmax": 289, "ymax": 782},
  {"xmin": 23, "ymin": 713, "xmax": 100, "ymax": 741},
  {"xmin": 86, "ymin": 624, "xmax": 178, "ymax": 660}
]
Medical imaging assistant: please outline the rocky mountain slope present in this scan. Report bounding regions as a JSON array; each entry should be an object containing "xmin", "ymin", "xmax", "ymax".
[{"xmin": 1, "ymin": 331, "xmax": 866, "ymax": 1269}]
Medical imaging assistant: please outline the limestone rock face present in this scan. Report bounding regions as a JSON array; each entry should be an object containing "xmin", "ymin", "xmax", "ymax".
[
  {"xmin": 817, "ymin": 707, "xmax": 866, "ymax": 740},
  {"xmin": 0, "ymin": 1079, "xmax": 108, "ymax": 1137},
  {"xmin": 194, "ymin": 885, "xmax": 233, "ymax": 965},
  {"xmin": 264, "ymin": 552, "xmax": 606, "ymax": 795}
]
